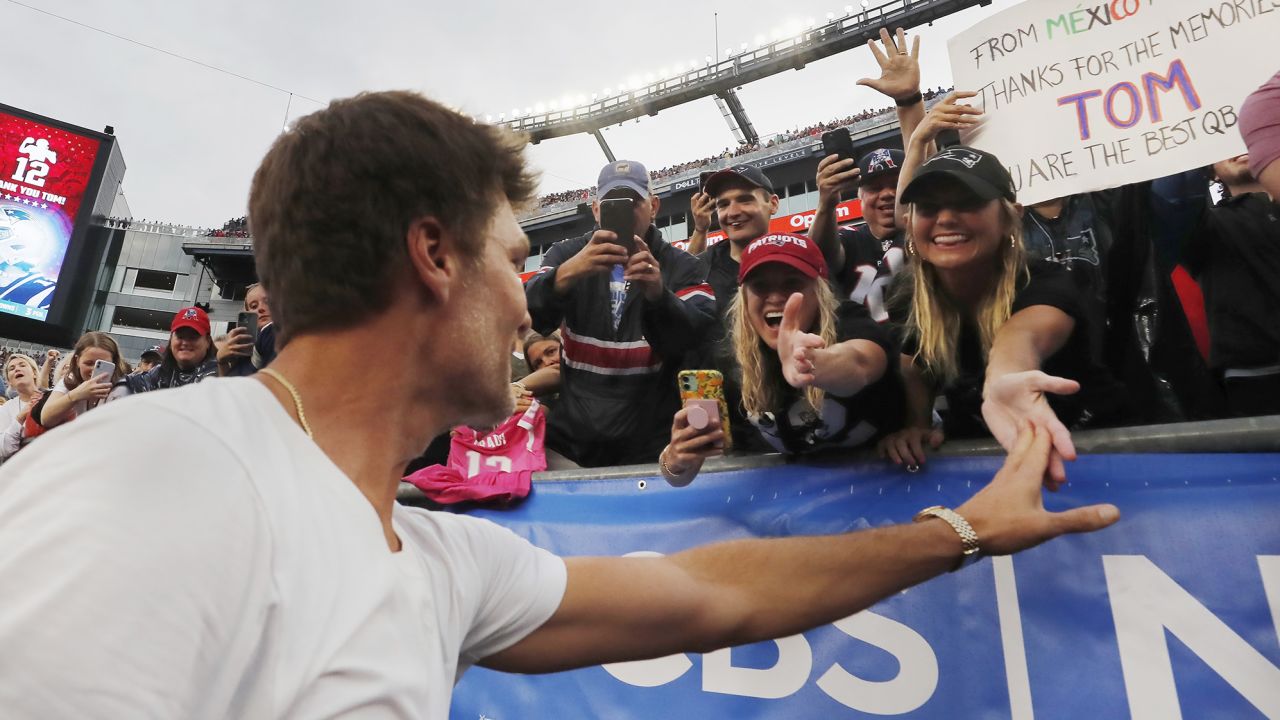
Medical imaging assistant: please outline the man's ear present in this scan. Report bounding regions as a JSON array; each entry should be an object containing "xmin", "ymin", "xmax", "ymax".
[
  {"xmin": 649, "ymin": 195, "xmax": 661, "ymax": 216},
  {"xmin": 405, "ymin": 216, "xmax": 455, "ymax": 304},
  {"xmin": 590, "ymin": 200, "xmax": 601, "ymax": 225}
]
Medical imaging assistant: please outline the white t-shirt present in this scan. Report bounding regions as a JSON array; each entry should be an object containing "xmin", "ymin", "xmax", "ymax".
[{"xmin": 0, "ymin": 378, "xmax": 567, "ymax": 719}]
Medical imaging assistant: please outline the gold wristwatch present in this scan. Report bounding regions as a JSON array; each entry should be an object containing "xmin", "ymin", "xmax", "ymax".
[{"xmin": 913, "ymin": 505, "xmax": 982, "ymax": 571}]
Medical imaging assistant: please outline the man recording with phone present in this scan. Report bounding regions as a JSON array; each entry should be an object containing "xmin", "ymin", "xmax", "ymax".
[
  {"xmin": 810, "ymin": 27, "xmax": 928, "ymax": 322},
  {"xmin": 525, "ymin": 160, "xmax": 716, "ymax": 467}
]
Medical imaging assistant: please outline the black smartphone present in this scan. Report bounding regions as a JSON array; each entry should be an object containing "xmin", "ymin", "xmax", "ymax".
[
  {"xmin": 821, "ymin": 127, "xmax": 856, "ymax": 162},
  {"xmin": 698, "ymin": 170, "xmax": 717, "ymax": 193},
  {"xmin": 237, "ymin": 311, "xmax": 260, "ymax": 343},
  {"xmin": 599, "ymin": 197, "xmax": 636, "ymax": 254}
]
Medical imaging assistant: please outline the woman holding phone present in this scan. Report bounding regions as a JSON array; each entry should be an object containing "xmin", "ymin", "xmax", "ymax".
[
  {"xmin": 659, "ymin": 232, "xmax": 904, "ymax": 486},
  {"xmin": 36, "ymin": 332, "xmax": 129, "ymax": 428}
]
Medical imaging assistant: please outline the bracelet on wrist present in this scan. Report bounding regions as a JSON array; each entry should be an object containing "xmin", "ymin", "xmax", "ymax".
[
  {"xmin": 895, "ymin": 91, "xmax": 924, "ymax": 107},
  {"xmin": 659, "ymin": 447, "xmax": 695, "ymax": 486},
  {"xmin": 913, "ymin": 506, "xmax": 982, "ymax": 571}
]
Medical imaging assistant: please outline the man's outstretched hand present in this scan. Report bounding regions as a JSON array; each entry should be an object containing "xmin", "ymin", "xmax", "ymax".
[{"xmin": 957, "ymin": 423, "xmax": 1119, "ymax": 557}]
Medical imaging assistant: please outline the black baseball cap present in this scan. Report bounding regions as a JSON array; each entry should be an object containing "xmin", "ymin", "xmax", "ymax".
[
  {"xmin": 703, "ymin": 164, "xmax": 775, "ymax": 197},
  {"xmin": 899, "ymin": 146, "xmax": 1017, "ymax": 204},
  {"xmin": 857, "ymin": 148, "xmax": 905, "ymax": 185}
]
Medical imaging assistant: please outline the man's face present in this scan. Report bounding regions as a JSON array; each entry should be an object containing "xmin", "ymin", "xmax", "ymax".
[
  {"xmin": 1213, "ymin": 154, "xmax": 1255, "ymax": 187},
  {"xmin": 593, "ymin": 188, "xmax": 658, "ymax": 239},
  {"xmin": 858, "ymin": 171, "xmax": 900, "ymax": 238},
  {"xmin": 715, "ymin": 182, "xmax": 778, "ymax": 246},
  {"xmin": 451, "ymin": 202, "xmax": 531, "ymax": 428},
  {"xmin": 245, "ymin": 286, "xmax": 272, "ymax": 328},
  {"xmin": 170, "ymin": 327, "xmax": 210, "ymax": 370}
]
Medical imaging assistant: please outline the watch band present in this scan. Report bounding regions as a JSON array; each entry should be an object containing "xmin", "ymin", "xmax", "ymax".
[
  {"xmin": 895, "ymin": 91, "xmax": 924, "ymax": 107},
  {"xmin": 913, "ymin": 505, "xmax": 982, "ymax": 571}
]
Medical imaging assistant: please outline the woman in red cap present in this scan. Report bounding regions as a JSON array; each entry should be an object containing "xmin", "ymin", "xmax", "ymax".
[
  {"xmin": 659, "ymin": 232, "xmax": 903, "ymax": 486},
  {"xmin": 124, "ymin": 306, "xmax": 219, "ymax": 393}
]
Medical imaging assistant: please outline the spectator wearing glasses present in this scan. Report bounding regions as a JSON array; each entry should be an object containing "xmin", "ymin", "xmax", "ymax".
[
  {"xmin": 880, "ymin": 123, "xmax": 1126, "ymax": 483},
  {"xmin": 526, "ymin": 160, "xmax": 716, "ymax": 467},
  {"xmin": 125, "ymin": 307, "xmax": 219, "ymax": 393}
]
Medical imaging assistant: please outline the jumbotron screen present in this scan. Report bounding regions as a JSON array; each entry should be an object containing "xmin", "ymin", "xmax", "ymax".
[{"xmin": 0, "ymin": 110, "xmax": 103, "ymax": 322}]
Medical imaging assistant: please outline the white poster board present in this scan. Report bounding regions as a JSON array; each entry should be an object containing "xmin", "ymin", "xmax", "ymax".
[{"xmin": 948, "ymin": 0, "xmax": 1280, "ymax": 204}]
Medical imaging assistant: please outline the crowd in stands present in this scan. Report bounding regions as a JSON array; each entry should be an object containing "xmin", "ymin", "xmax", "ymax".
[
  {"xmin": 530, "ymin": 87, "xmax": 951, "ymax": 210},
  {"xmin": 206, "ymin": 215, "xmax": 251, "ymax": 238},
  {"xmin": 0, "ymin": 285, "xmax": 276, "ymax": 463}
]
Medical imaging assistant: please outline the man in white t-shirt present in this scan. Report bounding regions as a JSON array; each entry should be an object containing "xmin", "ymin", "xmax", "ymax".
[{"xmin": 0, "ymin": 91, "xmax": 1120, "ymax": 719}]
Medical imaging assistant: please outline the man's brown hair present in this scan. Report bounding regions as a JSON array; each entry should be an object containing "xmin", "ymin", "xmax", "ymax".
[{"xmin": 249, "ymin": 91, "xmax": 537, "ymax": 343}]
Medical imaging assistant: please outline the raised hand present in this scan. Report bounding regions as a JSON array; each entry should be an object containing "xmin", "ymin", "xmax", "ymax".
[
  {"xmin": 857, "ymin": 27, "xmax": 921, "ymax": 102},
  {"xmin": 816, "ymin": 154, "xmax": 860, "ymax": 208},
  {"xmin": 690, "ymin": 192, "xmax": 714, "ymax": 234},
  {"xmin": 912, "ymin": 91, "xmax": 984, "ymax": 147},
  {"xmin": 777, "ymin": 293, "xmax": 826, "ymax": 389}
]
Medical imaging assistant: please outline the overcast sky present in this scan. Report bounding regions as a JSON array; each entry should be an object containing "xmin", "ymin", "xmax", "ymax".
[{"xmin": 3, "ymin": 0, "xmax": 1019, "ymax": 227}]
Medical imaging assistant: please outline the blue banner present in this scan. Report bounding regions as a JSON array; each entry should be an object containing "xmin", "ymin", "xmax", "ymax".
[{"xmin": 452, "ymin": 454, "xmax": 1280, "ymax": 719}]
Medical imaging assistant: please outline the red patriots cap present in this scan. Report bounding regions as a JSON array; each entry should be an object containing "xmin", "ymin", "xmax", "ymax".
[
  {"xmin": 737, "ymin": 232, "xmax": 829, "ymax": 284},
  {"xmin": 170, "ymin": 306, "xmax": 211, "ymax": 336}
]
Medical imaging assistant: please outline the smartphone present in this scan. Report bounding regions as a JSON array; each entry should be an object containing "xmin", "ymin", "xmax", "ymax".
[
  {"xmin": 91, "ymin": 359, "xmax": 115, "ymax": 383},
  {"xmin": 698, "ymin": 170, "xmax": 717, "ymax": 193},
  {"xmin": 237, "ymin": 311, "xmax": 260, "ymax": 343},
  {"xmin": 821, "ymin": 127, "xmax": 856, "ymax": 163},
  {"xmin": 599, "ymin": 197, "xmax": 636, "ymax": 255},
  {"xmin": 678, "ymin": 369, "xmax": 732, "ymax": 451}
]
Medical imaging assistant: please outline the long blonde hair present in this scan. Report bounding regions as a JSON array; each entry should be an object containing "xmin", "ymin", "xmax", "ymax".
[
  {"xmin": 728, "ymin": 277, "xmax": 840, "ymax": 417},
  {"xmin": 903, "ymin": 199, "xmax": 1027, "ymax": 383}
]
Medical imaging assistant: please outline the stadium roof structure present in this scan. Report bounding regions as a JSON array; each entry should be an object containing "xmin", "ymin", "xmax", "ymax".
[{"xmin": 498, "ymin": 0, "xmax": 989, "ymax": 148}]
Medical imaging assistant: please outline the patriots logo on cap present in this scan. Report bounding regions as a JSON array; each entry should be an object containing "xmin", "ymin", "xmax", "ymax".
[
  {"xmin": 614, "ymin": 162, "xmax": 630, "ymax": 173},
  {"xmin": 866, "ymin": 148, "xmax": 897, "ymax": 172},
  {"xmin": 183, "ymin": 308, "xmax": 198, "ymax": 320},
  {"xmin": 927, "ymin": 148, "xmax": 983, "ymax": 169}
]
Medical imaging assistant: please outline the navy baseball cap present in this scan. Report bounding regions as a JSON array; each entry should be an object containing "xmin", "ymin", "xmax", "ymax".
[
  {"xmin": 857, "ymin": 148, "xmax": 905, "ymax": 185},
  {"xmin": 899, "ymin": 146, "xmax": 1017, "ymax": 204},
  {"xmin": 597, "ymin": 160, "xmax": 651, "ymax": 198},
  {"xmin": 703, "ymin": 164, "xmax": 775, "ymax": 197}
]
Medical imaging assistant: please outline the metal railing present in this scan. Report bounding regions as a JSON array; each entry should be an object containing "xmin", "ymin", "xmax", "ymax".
[{"xmin": 397, "ymin": 416, "xmax": 1280, "ymax": 501}]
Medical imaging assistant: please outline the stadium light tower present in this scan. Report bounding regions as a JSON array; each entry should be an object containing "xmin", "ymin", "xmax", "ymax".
[{"xmin": 494, "ymin": 0, "xmax": 987, "ymax": 150}]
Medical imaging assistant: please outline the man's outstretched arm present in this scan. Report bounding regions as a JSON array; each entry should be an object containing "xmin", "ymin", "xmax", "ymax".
[{"xmin": 482, "ymin": 425, "xmax": 1118, "ymax": 673}]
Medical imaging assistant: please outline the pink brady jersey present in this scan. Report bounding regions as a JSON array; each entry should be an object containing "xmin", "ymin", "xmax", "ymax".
[{"xmin": 404, "ymin": 401, "xmax": 546, "ymax": 505}]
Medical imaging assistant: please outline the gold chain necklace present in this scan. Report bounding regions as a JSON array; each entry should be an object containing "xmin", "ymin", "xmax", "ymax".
[{"xmin": 258, "ymin": 368, "xmax": 314, "ymax": 439}]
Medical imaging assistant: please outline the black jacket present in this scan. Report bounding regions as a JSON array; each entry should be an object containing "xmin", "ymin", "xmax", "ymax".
[{"xmin": 525, "ymin": 225, "xmax": 716, "ymax": 466}]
